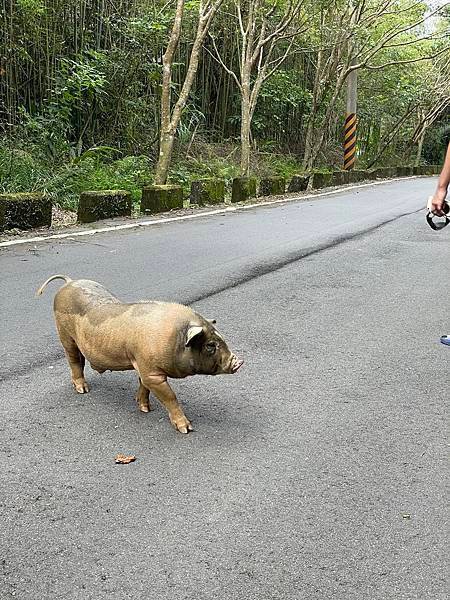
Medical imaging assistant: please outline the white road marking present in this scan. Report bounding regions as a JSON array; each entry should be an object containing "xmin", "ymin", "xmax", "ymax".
[{"xmin": 0, "ymin": 177, "xmax": 421, "ymax": 249}]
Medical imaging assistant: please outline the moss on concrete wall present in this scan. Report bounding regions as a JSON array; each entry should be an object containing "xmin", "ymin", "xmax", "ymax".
[{"xmin": 0, "ymin": 192, "xmax": 52, "ymax": 231}]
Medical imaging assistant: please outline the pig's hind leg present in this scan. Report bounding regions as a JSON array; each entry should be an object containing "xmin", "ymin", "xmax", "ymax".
[
  {"xmin": 59, "ymin": 331, "xmax": 89, "ymax": 394},
  {"xmin": 136, "ymin": 378, "xmax": 153, "ymax": 413}
]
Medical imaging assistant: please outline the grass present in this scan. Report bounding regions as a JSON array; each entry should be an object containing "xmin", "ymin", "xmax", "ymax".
[
  {"xmin": 0, "ymin": 148, "xmax": 152, "ymax": 210},
  {"xmin": 0, "ymin": 140, "xmax": 309, "ymax": 211}
]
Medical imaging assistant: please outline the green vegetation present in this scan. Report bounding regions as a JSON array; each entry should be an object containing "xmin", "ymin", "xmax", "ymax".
[{"xmin": 0, "ymin": 1, "xmax": 448, "ymax": 211}]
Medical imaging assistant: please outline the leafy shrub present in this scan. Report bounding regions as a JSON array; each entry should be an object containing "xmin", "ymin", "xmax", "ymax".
[
  {"xmin": 0, "ymin": 148, "xmax": 52, "ymax": 192},
  {"xmin": 47, "ymin": 155, "xmax": 153, "ymax": 209},
  {"xmin": 0, "ymin": 146, "xmax": 152, "ymax": 210}
]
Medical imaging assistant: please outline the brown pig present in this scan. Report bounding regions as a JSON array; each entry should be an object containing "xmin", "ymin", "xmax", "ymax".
[{"xmin": 37, "ymin": 275, "xmax": 243, "ymax": 433}]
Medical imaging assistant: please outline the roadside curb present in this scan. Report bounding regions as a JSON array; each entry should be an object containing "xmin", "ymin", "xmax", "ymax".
[{"xmin": 0, "ymin": 176, "xmax": 427, "ymax": 249}]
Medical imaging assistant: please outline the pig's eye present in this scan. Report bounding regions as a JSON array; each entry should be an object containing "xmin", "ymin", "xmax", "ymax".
[{"xmin": 205, "ymin": 342, "xmax": 217, "ymax": 354}]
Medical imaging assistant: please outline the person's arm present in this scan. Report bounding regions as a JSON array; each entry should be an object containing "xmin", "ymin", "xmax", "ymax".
[{"xmin": 430, "ymin": 142, "xmax": 450, "ymax": 215}]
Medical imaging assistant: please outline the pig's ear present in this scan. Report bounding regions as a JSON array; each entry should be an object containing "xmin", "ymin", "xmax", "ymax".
[{"xmin": 185, "ymin": 325, "xmax": 204, "ymax": 347}]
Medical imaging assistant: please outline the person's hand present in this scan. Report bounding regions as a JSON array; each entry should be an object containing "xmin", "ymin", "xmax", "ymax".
[{"xmin": 427, "ymin": 188, "xmax": 448, "ymax": 216}]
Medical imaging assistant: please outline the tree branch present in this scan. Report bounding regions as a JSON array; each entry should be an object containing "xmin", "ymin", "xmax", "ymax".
[
  {"xmin": 358, "ymin": 4, "xmax": 446, "ymax": 65},
  {"xmin": 205, "ymin": 34, "xmax": 242, "ymax": 90},
  {"xmin": 367, "ymin": 102, "xmax": 418, "ymax": 168},
  {"xmin": 383, "ymin": 31, "xmax": 450, "ymax": 49},
  {"xmin": 364, "ymin": 46, "xmax": 450, "ymax": 70}
]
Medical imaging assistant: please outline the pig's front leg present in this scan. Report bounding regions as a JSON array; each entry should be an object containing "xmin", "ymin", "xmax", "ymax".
[{"xmin": 142, "ymin": 376, "xmax": 192, "ymax": 434}]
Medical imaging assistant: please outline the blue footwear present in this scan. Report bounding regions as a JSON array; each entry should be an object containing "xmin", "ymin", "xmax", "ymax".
[{"xmin": 440, "ymin": 335, "xmax": 450, "ymax": 346}]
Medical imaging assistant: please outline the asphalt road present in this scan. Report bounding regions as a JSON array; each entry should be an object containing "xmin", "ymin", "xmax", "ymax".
[{"xmin": 0, "ymin": 178, "xmax": 448, "ymax": 599}]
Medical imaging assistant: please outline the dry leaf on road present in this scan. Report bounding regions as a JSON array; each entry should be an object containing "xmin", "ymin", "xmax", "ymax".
[{"xmin": 115, "ymin": 453, "xmax": 136, "ymax": 464}]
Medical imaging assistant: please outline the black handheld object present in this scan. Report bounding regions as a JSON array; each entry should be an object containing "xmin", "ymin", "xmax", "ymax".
[{"xmin": 426, "ymin": 201, "xmax": 450, "ymax": 231}]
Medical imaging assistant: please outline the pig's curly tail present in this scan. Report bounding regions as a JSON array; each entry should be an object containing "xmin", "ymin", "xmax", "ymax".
[{"xmin": 36, "ymin": 274, "xmax": 72, "ymax": 297}]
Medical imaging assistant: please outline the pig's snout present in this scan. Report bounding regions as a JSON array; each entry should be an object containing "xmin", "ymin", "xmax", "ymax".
[{"xmin": 229, "ymin": 354, "xmax": 244, "ymax": 374}]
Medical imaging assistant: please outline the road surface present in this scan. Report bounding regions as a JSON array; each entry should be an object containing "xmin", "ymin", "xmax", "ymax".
[{"xmin": 0, "ymin": 178, "xmax": 447, "ymax": 599}]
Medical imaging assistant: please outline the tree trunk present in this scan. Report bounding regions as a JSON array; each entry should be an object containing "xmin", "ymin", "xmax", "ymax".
[
  {"xmin": 154, "ymin": 131, "xmax": 175, "ymax": 185},
  {"xmin": 415, "ymin": 129, "xmax": 426, "ymax": 167},
  {"xmin": 153, "ymin": 1, "xmax": 224, "ymax": 185},
  {"xmin": 154, "ymin": 0, "xmax": 184, "ymax": 185},
  {"xmin": 302, "ymin": 115, "xmax": 315, "ymax": 170},
  {"xmin": 240, "ymin": 52, "xmax": 252, "ymax": 178},
  {"xmin": 240, "ymin": 92, "xmax": 251, "ymax": 176},
  {"xmin": 302, "ymin": 49, "xmax": 323, "ymax": 170},
  {"xmin": 305, "ymin": 138, "xmax": 321, "ymax": 171}
]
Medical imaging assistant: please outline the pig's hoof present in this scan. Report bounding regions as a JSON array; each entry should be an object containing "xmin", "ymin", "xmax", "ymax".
[
  {"xmin": 170, "ymin": 415, "xmax": 193, "ymax": 434},
  {"xmin": 73, "ymin": 379, "xmax": 89, "ymax": 394},
  {"xmin": 136, "ymin": 395, "xmax": 152, "ymax": 412}
]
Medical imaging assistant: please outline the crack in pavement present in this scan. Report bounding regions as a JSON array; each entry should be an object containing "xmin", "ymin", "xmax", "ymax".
[{"xmin": 186, "ymin": 207, "xmax": 424, "ymax": 305}]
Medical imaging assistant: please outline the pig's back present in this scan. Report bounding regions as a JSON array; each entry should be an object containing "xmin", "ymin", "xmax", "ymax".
[
  {"xmin": 54, "ymin": 279, "xmax": 121, "ymax": 317},
  {"xmin": 123, "ymin": 301, "xmax": 202, "ymax": 346},
  {"xmin": 128, "ymin": 301, "xmax": 198, "ymax": 324}
]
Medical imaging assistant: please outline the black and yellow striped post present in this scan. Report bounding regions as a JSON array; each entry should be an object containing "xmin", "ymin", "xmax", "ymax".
[
  {"xmin": 343, "ymin": 67, "xmax": 358, "ymax": 170},
  {"xmin": 343, "ymin": 112, "xmax": 357, "ymax": 170}
]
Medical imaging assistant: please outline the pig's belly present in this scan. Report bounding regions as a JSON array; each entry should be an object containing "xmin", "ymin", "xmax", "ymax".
[
  {"xmin": 75, "ymin": 330, "xmax": 134, "ymax": 372},
  {"xmin": 82, "ymin": 346, "xmax": 133, "ymax": 371}
]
